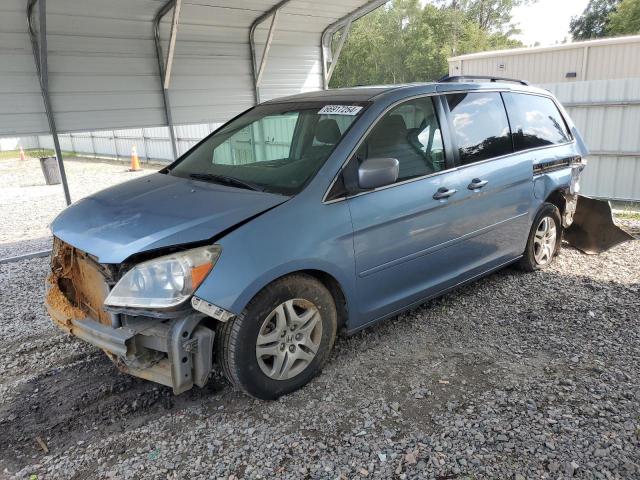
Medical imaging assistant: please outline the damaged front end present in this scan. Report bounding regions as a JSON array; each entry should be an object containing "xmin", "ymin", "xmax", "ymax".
[{"xmin": 46, "ymin": 239, "xmax": 218, "ymax": 394}]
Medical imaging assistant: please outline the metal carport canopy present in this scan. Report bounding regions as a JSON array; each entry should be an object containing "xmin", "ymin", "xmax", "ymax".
[
  {"xmin": 1, "ymin": 0, "xmax": 386, "ymax": 139},
  {"xmin": 0, "ymin": 0, "xmax": 386, "ymax": 263}
]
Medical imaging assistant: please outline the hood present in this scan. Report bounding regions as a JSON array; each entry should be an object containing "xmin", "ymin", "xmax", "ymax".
[{"xmin": 51, "ymin": 173, "xmax": 288, "ymax": 264}]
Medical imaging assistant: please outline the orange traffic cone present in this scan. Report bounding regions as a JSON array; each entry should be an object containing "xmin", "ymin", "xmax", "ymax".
[
  {"xmin": 19, "ymin": 146, "xmax": 26, "ymax": 161},
  {"xmin": 128, "ymin": 145, "xmax": 141, "ymax": 172}
]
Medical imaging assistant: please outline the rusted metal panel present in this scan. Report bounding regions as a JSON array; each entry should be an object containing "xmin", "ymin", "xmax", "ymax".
[
  {"xmin": 565, "ymin": 196, "xmax": 635, "ymax": 254},
  {"xmin": 49, "ymin": 238, "xmax": 113, "ymax": 326}
]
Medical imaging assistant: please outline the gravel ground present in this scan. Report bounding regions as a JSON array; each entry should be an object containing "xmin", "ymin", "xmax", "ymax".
[
  {"xmin": 1, "ymin": 232, "xmax": 638, "ymax": 479},
  {"xmin": 0, "ymin": 156, "xmax": 157, "ymax": 259}
]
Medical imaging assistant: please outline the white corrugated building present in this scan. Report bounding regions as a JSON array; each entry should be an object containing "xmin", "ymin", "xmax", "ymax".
[{"xmin": 449, "ymin": 36, "xmax": 640, "ymax": 202}]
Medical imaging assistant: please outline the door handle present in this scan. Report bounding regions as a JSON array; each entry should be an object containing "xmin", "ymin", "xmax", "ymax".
[
  {"xmin": 467, "ymin": 178, "xmax": 489, "ymax": 190},
  {"xmin": 433, "ymin": 187, "xmax": 457, "ymax": 200}
]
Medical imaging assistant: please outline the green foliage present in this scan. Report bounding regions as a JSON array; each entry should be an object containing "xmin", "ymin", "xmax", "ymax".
[
  {"xmin": 29, "ymin": 148, "xmax": 56, "ymax": 159},
  {"xmin": 570, "ymin": 0, "xmax": 621, "ymax": 39},
  {"xmin": 437, "ymin": 0, "xmax": 533, "ymax": 33},
  {"xmin": 570, "ymin": 0, "xmax": 640, "ymax": 39},
  {"xmin": 330, "ymin": 0, "xmax": 524, "ymax": 88},
  {"xmin": 607, "ymin": 0, "xmax": 640, "ymax": 35}
]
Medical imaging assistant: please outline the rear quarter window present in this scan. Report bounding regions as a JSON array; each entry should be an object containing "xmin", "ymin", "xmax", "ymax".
[{"xmin": 503, "ymin": 92, "xmax": 571, "ymax": 151}]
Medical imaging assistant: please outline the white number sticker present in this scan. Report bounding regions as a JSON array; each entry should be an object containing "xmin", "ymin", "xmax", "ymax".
[{"xmin": 318, "ymin": 105, "xmax": 363, "ymax": 116}]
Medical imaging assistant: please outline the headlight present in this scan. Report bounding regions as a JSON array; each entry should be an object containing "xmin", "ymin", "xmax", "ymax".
[{"xmin": 104, "ymin": 245, "xmax": 221, "ymax": 309}]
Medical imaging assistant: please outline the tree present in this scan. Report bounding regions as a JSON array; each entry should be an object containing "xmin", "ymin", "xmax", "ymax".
[
  {"xmin": 570, "ymin": 0, "xmax": 621, "ymax": 39},
  {"xmin": 437, "ymin": 0, "xmax": 534, "ymax": 34},
  {"xmin": 329, "ymin": 0, "xmax": 524, "ymax": 88},
  {"xmin": 607, "ymin": 0, "xmax": 640, "ymax": 35}
]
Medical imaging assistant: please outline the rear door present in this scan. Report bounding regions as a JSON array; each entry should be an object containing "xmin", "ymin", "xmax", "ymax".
[{"xmin": 442, "ymin": 91, "xmax": 533, "ymax": 268}]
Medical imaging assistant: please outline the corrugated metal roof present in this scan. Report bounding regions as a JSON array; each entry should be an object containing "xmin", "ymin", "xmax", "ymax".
[{"xmin": 0, "ymin": 0, "xmax": 387, "ymax": 136}]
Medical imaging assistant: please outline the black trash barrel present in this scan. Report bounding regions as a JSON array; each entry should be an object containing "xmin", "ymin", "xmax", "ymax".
[{"xmin": 39, "ymin": 156, "xmax": 61, "ymax": 185}]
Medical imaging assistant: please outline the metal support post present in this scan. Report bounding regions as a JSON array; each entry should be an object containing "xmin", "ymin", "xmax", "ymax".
[
  {"xmin": 154, "ymin": 0, "xmax": 181, "ymax": 160},
  {"xmin": 249, "ymin": 0, "xmax": 291, "ymax": 105},
  {"xmin": 27, "ymin": 0, "xmax": 71, "ymax": 205},
  {"xmin": 320, "ymin": 0, "xmax": 387, "ymax": 89}
]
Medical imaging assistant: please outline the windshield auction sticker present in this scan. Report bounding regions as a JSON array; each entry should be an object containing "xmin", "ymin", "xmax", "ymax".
[{"xmin": 318, "ymin": 105, "xmax": 363, "ymax": 115}]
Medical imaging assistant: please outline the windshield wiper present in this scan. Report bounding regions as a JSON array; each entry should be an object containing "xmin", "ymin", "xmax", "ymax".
[{"xmin": 189, "ymin": 173, "xmax": 264, "ymax": 192}]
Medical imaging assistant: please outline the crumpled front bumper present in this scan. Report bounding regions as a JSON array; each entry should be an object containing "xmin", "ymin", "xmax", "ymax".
[{"xmin": 46, "ymin": 282, "xmax": 215, "ymax": 394}]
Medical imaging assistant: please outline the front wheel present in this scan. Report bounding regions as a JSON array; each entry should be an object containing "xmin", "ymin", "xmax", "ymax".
[
  {"xmin": 215, "ymin": 274, "xmax": 337, "ymax": 400},
  {"xmin": 518, "ymin": 203, "xmax": 562, "ymax": 272}
]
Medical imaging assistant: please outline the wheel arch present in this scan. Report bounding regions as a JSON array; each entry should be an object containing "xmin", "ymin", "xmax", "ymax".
[
  {"xmin": 545, "ymin": 188, "xmax": 568, "ymax": 216},
  {"xmin": 221, "ymin": 264, "xmax": 353, "ymax": 330},
  {"xmin": 298, "ymin": 269, "xmax": 349, "ymax": 330}
]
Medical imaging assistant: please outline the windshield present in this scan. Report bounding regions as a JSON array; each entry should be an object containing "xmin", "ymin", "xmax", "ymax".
[{"xmin": 168, "ymin": 102, "xmax": 366, "ymax": 195}]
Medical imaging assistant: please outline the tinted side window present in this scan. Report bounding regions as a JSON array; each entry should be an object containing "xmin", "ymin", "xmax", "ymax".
[
  {"xmin": 446, "ymin": 92, "xmax": 512, "ymax": 165},
  {"xmin": 503, "ymin": 93, "xmax": 571, "ymax": 151},
  {"xmin": 355, "ymin": 97, "xmax": 445, "ymax": 182}
]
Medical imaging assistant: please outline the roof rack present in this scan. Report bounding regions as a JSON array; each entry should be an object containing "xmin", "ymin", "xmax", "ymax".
[{"xmin": 437, "ymin": 74, "xmax": 529, "ymax": 86}]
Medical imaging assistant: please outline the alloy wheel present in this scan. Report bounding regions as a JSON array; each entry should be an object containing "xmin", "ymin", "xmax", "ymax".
[
  {"xmin": 255, "ymin": 299, "xmax": 322, "ymax": 380},
  {"xmin": 533, "ymin": 216, "xmax": 557, "ymax": 266}
]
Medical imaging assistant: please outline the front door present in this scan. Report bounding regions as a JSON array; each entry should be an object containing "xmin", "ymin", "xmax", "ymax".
[{"xmin": 345, "ymin": 96, "xmax": 477, "ymax": 326}]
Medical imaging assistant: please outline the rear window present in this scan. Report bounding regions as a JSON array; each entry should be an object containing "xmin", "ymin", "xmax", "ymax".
[
  {"xmin": 445, "ymin": 92, "xmax": 512, "ymax": 165},
  {"xmin": 503, "ymin": 93, "xmax": 571, "ymax": 151}
]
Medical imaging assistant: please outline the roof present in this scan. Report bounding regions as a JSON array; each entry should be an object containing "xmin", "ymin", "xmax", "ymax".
[
  {"xmin": 264, "ymin": 85, "xmax": 403, "ymax": 103},
  {"xmin": 449, "ymin": 34, "xmax": 640, "ymax": 62},
  {"xmin": 265, "ymin": 80, "xmax": 551, "ymax": 104},
  {"xmin": 0, "ymin": 0, "xmax": 387, "ymax": 137}
]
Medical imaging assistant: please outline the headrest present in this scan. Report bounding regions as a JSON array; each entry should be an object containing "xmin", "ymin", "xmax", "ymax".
[
  {"xmin": 315, "ymin": 119, "xmax": 341, "ymax": 145},
  {"xmin": 369, "ymin": 114, "xmax": 408, "ymax": 149},
  {"xmin": 379, "ymin": 114, "xmax": 407, "ymax": 134}
]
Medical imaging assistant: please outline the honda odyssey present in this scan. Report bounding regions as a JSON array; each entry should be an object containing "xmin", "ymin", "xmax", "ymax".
[{"xmin": 46, "ymin": 77, "xmax": 627, "ymax": 399}]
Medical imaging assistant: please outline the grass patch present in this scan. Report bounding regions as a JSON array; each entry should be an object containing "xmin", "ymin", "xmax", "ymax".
[
  {"xmin": 616, "ymin": 210, "xmax": 640, "ymax": 221},
  {"xmin": 0, "ymin": 149, "xmax": 77, "ymax": 160},
  {"xmin": 612, "ymin": 200, "xmax": 640, "ymax": 221}
]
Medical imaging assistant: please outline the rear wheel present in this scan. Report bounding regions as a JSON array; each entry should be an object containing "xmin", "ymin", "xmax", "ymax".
[
  {"xmin": 518, "ymin": 203, "xmax": 562, "ymax": 272},
  {"xmin": 216, "ymin": 274, "xmax": 337, "ymax": 400}
]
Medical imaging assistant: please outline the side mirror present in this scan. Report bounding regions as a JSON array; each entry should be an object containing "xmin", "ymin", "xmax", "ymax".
[{"xmin": 358, "ymin": 157, "xmax": 400, "ymax": 190}]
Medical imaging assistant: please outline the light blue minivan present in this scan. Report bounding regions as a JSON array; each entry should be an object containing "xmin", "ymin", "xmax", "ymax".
[{"xmin": 47, "ymin": 77, "xmax": 618, "ymax": 399}]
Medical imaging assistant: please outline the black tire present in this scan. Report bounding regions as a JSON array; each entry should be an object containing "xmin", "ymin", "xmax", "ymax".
[
  {"xmin": 215, "ymin": 273, "xmax": 337, "ymax": 400},
  {"xmin": 518, "ymin": 202, "xmax": 562, "ymax": 272}
]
